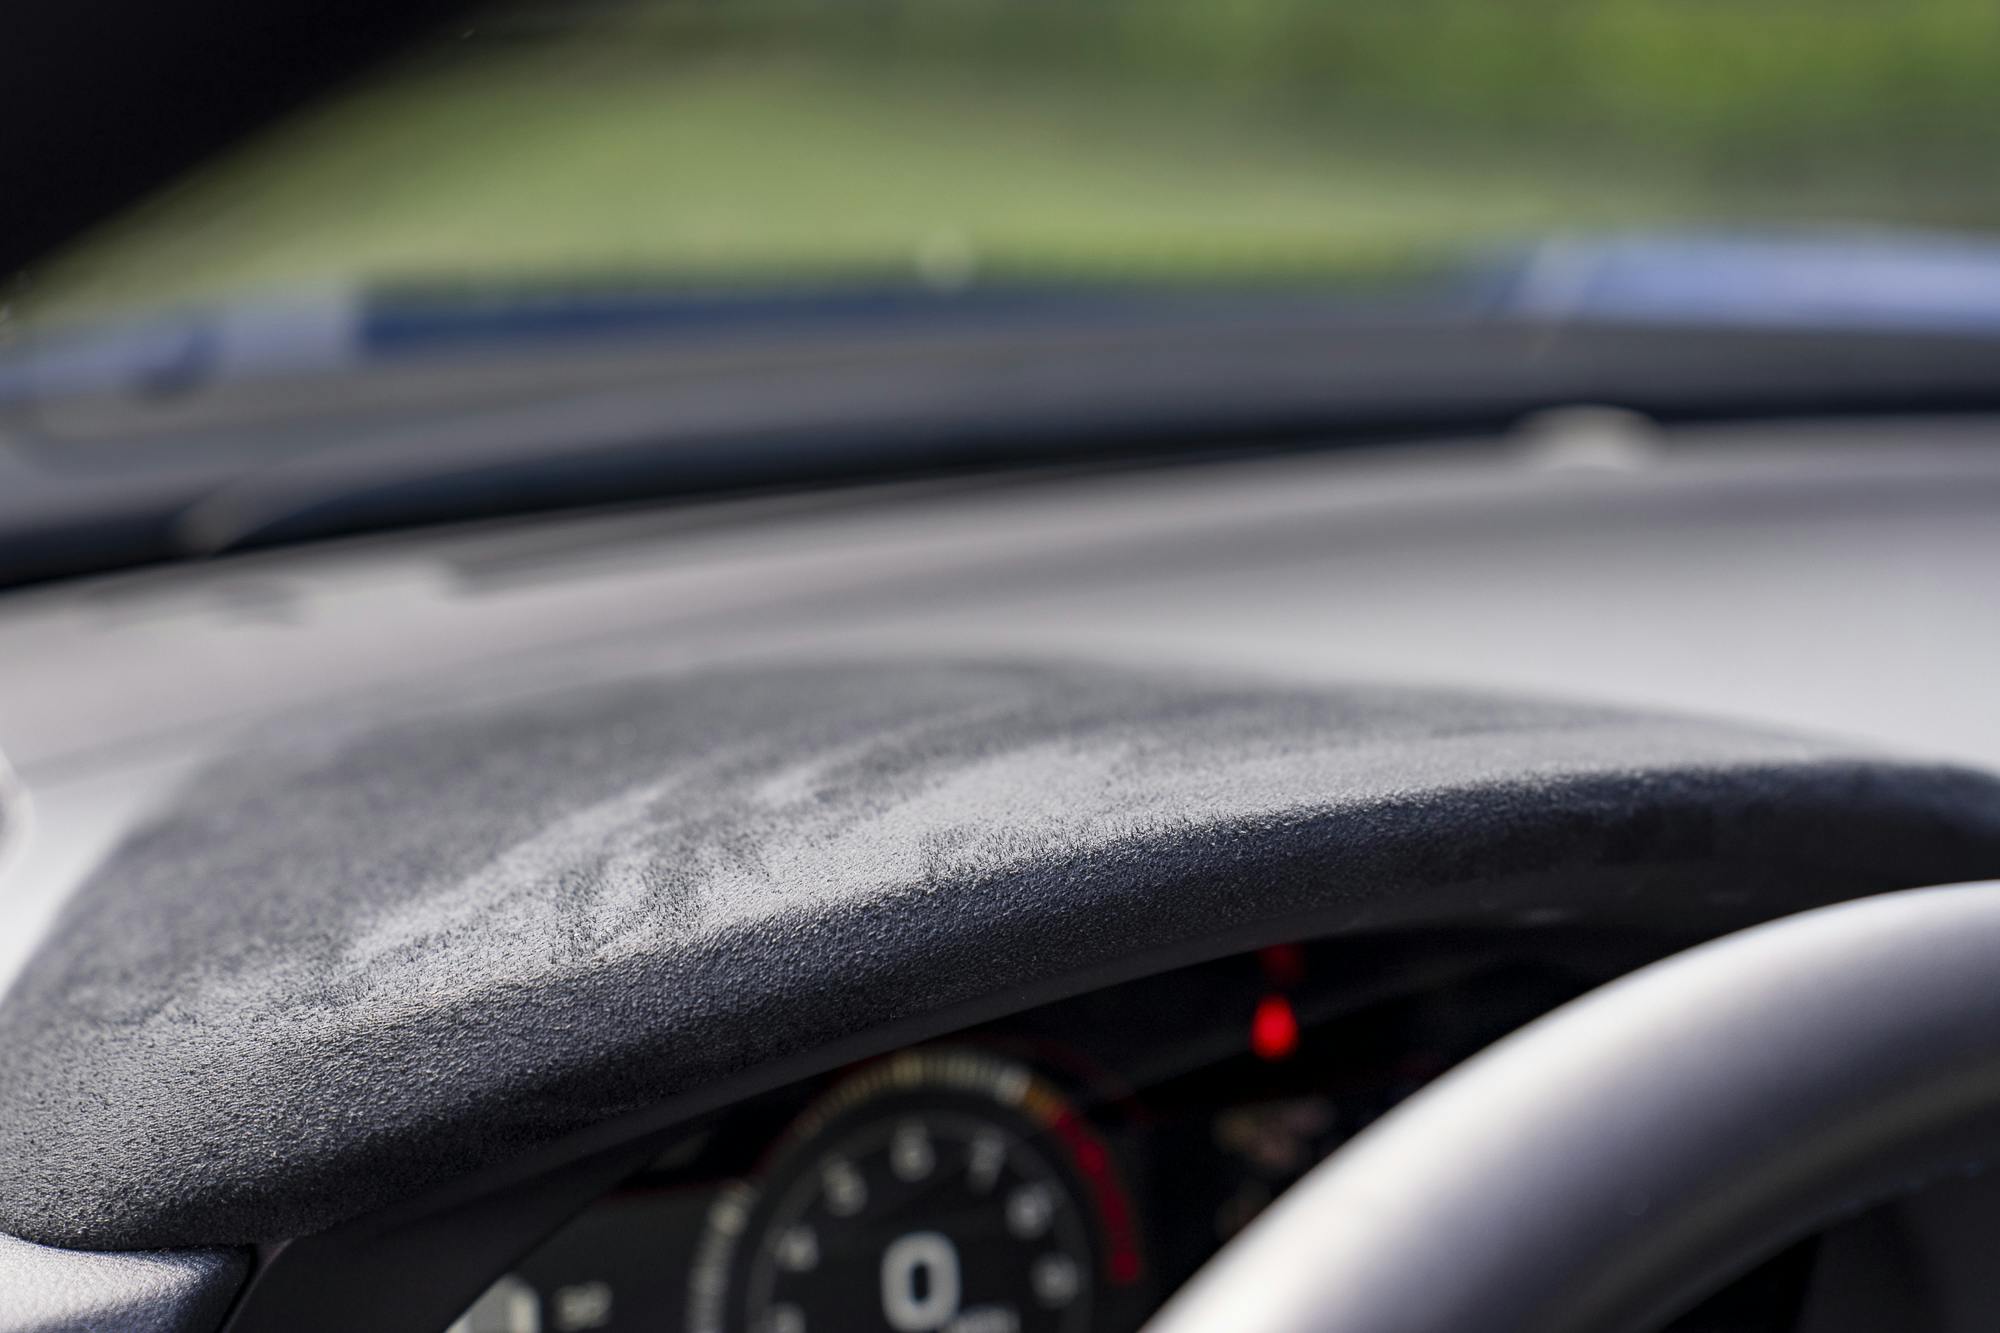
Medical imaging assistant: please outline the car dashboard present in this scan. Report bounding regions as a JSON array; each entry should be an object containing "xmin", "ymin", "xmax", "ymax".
[
  {"xmin": 445, "ymin": 930, "xmax": 1989, "ymax": 1333},
  {"xmin": 440, "ymin": 934, "xmax": 1571, "ymax": 1333},
  {"xmin": 6, "ymin": 428, "xmax": 2000, "ymax": 1333}
]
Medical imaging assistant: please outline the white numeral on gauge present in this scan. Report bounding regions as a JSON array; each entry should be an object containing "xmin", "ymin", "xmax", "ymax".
[
  {"xmin": 890, "ymin": 1121, "xmax": 936, "ymax": 1181},
  {"xmin": 775, "ymin": 1224, "xmax": 820, "ymax": 1273},
  {"xmin": 1032, "ymin": 1253, "xmax": 1082, "ymax": 1307},
  {"xmin": 1005, "ymin": 1183, "xmax": 1054, "ymax": 1239},
  {"xmin": 967, "ymin": 1132, "xmax": 1007, "ymax": 1193},
  {"xmin": 880, "ymin": 1230, "xmax": 962, "ymax": 1332},
  {"xmin": 823, "ymin": 1158, "xmax": 867, "ymax": 1216}
]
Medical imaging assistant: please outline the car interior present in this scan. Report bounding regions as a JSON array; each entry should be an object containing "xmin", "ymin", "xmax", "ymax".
[{"xmin": 5, "ymin": 4, "xmax": 2000, "ymax": 1333}]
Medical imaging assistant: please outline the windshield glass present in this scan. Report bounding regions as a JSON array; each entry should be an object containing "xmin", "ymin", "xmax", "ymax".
[{"xmin": 12, "ymin": 0, "xmax": 2000, "ymax": 328}]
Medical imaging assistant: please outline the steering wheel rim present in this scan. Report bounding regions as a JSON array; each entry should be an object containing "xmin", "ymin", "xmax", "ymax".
[{"xmin": 1145, "ymin": 882, "xmax": 2000, "ymax": 1333}]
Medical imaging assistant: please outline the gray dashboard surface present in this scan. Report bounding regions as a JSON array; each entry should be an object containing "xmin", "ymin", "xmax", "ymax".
[
  {"xmin": 0, "ymin": 1233, "xmax": 246, "ymax": 1333},
  {"xmin": 4, "ymin": 659, "xmax": 2000, "ymax": 1252}
]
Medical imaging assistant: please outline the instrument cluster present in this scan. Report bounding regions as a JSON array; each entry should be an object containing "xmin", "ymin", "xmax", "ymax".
[{"xmin": 445, "ymin": 934, "xmax": 1632, "ymax": 1333}]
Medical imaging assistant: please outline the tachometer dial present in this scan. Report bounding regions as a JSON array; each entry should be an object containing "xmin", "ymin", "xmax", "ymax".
[{"xmin": 690, "ymin": 1048, "xmax": 1140, "ymax": 1333}]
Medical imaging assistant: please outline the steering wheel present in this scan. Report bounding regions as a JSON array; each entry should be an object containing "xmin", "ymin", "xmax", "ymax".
[{"xmin": 1146, "ymin": 883, "xmax": 2000, "ymax": 1333}]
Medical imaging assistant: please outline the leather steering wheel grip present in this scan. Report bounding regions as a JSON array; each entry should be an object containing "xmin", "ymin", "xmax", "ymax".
[{"xmin": 1145, "ymin": 881, "xmax": 2000, "ymax": 1333}]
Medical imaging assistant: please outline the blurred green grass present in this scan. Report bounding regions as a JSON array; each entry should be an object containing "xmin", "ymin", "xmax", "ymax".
[{"xmin": 19, "ymin": 0, "xmax": 2000, "ymax": 322}]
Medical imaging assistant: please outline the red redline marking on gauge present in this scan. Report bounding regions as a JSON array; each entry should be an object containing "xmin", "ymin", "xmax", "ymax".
[{"xmin": 1048, "ymin": 1107, "xmax": 1144, "ymax": 1287}]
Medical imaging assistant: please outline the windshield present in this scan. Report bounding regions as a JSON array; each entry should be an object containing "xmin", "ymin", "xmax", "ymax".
[
  {"xmin": 12, "ymin": 0, "xmax": 2000, "ymax": 326},
  {"xmin": 5, "ymin": 1, "xmax": 2000, "ymax": 591}
]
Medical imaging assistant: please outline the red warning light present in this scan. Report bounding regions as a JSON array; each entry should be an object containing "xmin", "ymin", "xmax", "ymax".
[{"xmin": 1250, "ymin": 994, "xmax": 1300, "ymax": 1062}]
